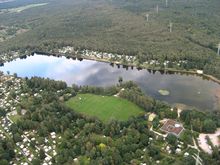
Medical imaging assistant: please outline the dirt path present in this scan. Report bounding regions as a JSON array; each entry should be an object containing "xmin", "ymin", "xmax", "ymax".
[{"xmin": 114, "ymin": 88, "xmax": 125, "ymax": 97}]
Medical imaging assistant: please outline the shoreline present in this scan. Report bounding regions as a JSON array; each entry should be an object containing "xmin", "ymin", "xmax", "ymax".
[
  {"xmin": 1, "ymin": 51, "xmax": 220, "ymax": 112},
  {"xmin": 40, "ymin": 51, "xmax": 220, "ymax": 85},
  {"xmin": 2, "ymin": 50, "xmax": 220, "ymax": 85}
]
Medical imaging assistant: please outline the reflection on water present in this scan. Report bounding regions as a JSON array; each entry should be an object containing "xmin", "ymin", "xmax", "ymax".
[{"xmin": 0, "ymin": 54, "xmax": 220, "ymax": 111}]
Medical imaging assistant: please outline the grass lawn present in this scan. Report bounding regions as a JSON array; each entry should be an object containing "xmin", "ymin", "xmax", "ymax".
[
  {"xmin": 9, "ymin": 115, "xmax": 21, "ymax": 123},
  {"xmin": 65, "ymin": 94, "xmax": 144, "ymax": 122}
]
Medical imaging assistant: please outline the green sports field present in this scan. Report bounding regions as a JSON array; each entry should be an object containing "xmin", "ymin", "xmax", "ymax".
[{"xmin": 65, "ymin": 94, "xmax": 143, "ymax": 122}]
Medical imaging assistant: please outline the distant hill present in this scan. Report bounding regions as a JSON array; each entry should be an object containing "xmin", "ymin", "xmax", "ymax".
[{"xmin": 0, "ymin": 0, "xmax": 14, "ymax": 3}]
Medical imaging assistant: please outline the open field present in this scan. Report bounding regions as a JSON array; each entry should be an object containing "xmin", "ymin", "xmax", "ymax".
[
  {"xmin": 65, "ymin": 94, "xmax": 143, "ymax": 122},
  {"xmin": 0, "ymin": 3, "xmax": 48, "ymax": 14}
]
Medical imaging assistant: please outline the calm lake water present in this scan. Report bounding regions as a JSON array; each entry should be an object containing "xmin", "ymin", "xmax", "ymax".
[{"xmin": 1, "ymin": 54, "xmax": 220, "ymax": 111}]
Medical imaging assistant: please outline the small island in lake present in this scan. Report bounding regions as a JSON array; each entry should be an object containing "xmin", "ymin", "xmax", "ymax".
[{"xmin": 158, "ymin": 89, "xmax": 170, "ymax": 96}]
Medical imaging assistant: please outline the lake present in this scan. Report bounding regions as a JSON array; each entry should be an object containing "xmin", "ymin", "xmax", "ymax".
[{"xmin": 1, "ymin": 54, "xmax": 220, "ymax": 111}]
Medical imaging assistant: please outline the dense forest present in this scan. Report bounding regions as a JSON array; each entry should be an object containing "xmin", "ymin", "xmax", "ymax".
[{"xmin": 0, "ymin": 0, "xmax": 220, "ymax": 78}]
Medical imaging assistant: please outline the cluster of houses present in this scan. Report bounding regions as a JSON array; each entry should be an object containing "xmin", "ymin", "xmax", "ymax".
[
  {"xmin": 17, "ymin": 126, "xmax": 59, "ymax": 164},
  {"xmin": 1, "ymin": 117, "xmax": 12, "ymax": 136},
  {"xmin": 0, "ymin": 112, "xmax": 59, "ymax": 165},
  {"xmin": 14, "ymin": 130, "xmax": 35, "ymax": 164},
  {"xmin": 163, "ymin": 139, "xmax": 185, "ymax": 155},
  {"xmin": 144, "ymin": 59, "xmax": 188, "ymax": 67},
  {"xmin": 0, "ymin": 116, "xmax": 29, "ymax": 164},
  {"xmin": 41, "ymin": 46, "xmax": 191, "ymax": 69},
  {"xmin": 17, "ymin": 45, "xmax": 189, "ymax": 70},
  {"xmin": 149, "ymin": 116, "xmax": 192, "ymax": 156},
  {"xmin": 0, "ymin": 129, "xmax": 6, "ymax": 139},
  {"xmin": 58, "ymin": 46, "xmax": 75, "ymax": 54},
  {"xmin": 148, "ymin": 116, "xmax": 204, "ymax": 164},
  {"xmin": 160, "ymin": 119, "xmax": 186, "ymax": 155},
  {"xmin": 0, "ymin": 51, "xmax": 21, "ymax": 65},
  {"xmin": 0, "ymin": 74, "xmax": 22, "ymax": 112},
  {"xmin": 80, "ymin": 49, "xmax": 136, "ymax": 62},
  {"xmin": 15, "ymin": 130, "xmax": 58, "ymax": 165},
  {"xmin": 58, "ymin": 46, "xmax": 136, "ymax": 63},
  {"xmin": 0, "ymin": 74, "xmax": 61, "ymax": 164},
  {"xmin": 9, "ymin": 121, "xmax": 57, "ymax": 165},
  {"xmin": 0, "ymin": 47, "xmax": 191, "ymax": 74}
]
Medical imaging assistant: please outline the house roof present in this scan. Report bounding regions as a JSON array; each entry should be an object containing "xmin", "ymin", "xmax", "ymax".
[{"xmin": 160, "ymin": 119, "xmax": 184, "ymax": 136}]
